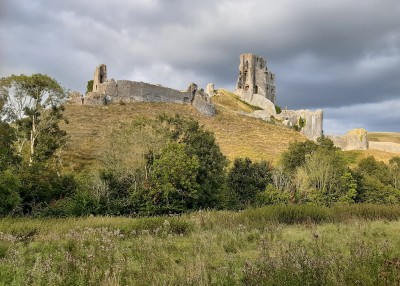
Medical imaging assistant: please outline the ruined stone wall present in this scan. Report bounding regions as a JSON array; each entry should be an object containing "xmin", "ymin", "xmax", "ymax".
[
  {"xmin": 280, "ymin": 109, "xmax": 323, "ymax": 141},
  {"xmin": 84, "ymin": 64, "xmax": 215, "ymax": 116},
  {"xmin": 327, "ymin": 129, "xmax": 368, "ymax": 151},
  {"xmin": 192, "ymin": 91, "xmax": 216, "ymax": 117},
  {"xmin": 368, "ymin": 142, "xmax": 400, "ymax": 154},
  {"xmin": 235, "ymin": 53, "xmax": 276, "ymax": 104},
  {"xmin": 112, "ymin": 81, "xmax": 193, "ymax": 104}
]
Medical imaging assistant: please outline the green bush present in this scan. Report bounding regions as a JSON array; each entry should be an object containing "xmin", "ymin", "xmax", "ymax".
[
  {"xmin": 0, "ymin": 170, "xmax": 21, "ymax": 215},
  {"xmin": 227, "ymin": 158, "xmax": 272, "ymax": 209},
  {"xmin": 243, "ymin": 205, "xmax": 331, "ymax": 225}
]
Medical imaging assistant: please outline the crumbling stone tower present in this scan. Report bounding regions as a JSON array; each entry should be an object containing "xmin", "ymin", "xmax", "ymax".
[
  {"xmin": 235, "ymin": 53, "xmax": 276, "ymax": 104},
  {"xmin": 93, "ymin": 64, "xmax": 107, "ymax": 92}
]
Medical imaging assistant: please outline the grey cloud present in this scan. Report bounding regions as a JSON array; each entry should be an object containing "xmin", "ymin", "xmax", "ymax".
[
  {"xmin": 324, "ymin": 99, "xmax": 400, "ymax": 134},
  {"xmin": 1, "ymin": 0, "xmax": 399, "ymax": 134}
]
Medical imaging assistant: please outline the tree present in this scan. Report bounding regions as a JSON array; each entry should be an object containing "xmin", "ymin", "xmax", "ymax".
[
  {"xmin": 0, "ymin": 74, "xmax": 68, "ymax": 164},
  {"xmin": 356, "ymin": 156, "xmax": 392, "ymax": 186},
  {"xmin": 389, "ymin": 157, "xmax": 400, "ymax": 189},
  {"xmin": 0, "ymin": 121, "xmax": 20, "ymax": 171},
  {"xmin": 227, "ymin": 158, "xmax": 272, "ymax": 209},
  {"xmin": 146, "ymin": 142, "xmax": 200, "ymax": 214},
  {"xmin": 299, "ymin": 148, "xmax": 356, "ymax": 205},
  {"xmin": 158, "ymin": 115, "xmax": 228, "ymax": 208},
  {"xmin": 86, "ymin": 80, "xmax": 94, "ymax": 94},
  {"xmin": 0, "ymin": 170, "xmax": 21, "ymax": 215},
  {"xmin": 280, "ymin": 140, "xmax": 318, "ymax": 173}
]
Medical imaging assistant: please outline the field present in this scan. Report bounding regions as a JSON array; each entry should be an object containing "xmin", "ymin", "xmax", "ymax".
[
  {"xmin": 368, "ymin": 132, "xmax": 400, "ymax": 144},
  {"xmin": 2, "ymin": 205, "xmax": 400, "ymax": 285}
]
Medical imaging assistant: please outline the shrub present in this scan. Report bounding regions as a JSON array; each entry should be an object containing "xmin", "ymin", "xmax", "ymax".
[{"xmin": 227, "ymin": 158, "xmax": 272, "ymax": 209}]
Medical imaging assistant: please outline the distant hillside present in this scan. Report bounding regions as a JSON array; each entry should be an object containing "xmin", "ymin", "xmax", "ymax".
[
  {"xmin": 61, "ymin": 90, "xmax": 305, "ymax": 172},
  {"xmin": 368, "ymin": 132, "xmax": 400, "ymax": 144}
]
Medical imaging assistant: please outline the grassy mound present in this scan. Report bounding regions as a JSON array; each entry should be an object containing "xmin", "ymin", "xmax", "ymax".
[{"xmin": 61, "ymin": 98, "xmax": 305, "ymax": 172}]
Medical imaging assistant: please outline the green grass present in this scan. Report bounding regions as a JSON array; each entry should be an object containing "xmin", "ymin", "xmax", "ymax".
[{"xmin": 1, "ymin": 205, "xmax": 400, "ymax": 285}]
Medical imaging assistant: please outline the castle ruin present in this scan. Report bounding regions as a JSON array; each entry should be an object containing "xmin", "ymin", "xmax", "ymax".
[
  {"xmin": 84, "ymin": 64, "xmax": 216, "ymax": 117},
  {"xmin": 234, "ymin": 53, "xmax": 324, "ymax": 142},
  {"xmin": 327, "ymin": 129, "xmax": 369, "ymax": 151},
  {"xmin": 235, "ymin": 53, "xmax": 276, "ymax": 104},
  {"xmin": 279, "ymin": 109, "xmax": 324, "ymax": 141},
  {"xmin": 93, "ymin": 64, "xmax": 107, "ymax": 92},
  {"xmin": 67, "ymin": 54, "xmax": 375, "ymax": 151}
]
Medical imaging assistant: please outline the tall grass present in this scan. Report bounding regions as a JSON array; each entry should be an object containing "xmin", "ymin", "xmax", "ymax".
[{"xmin": 1, "ymin": 205, "xmax": 400, "ymax": 285}]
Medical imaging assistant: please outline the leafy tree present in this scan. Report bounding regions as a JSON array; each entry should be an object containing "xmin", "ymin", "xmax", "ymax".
[
  {"xmin": 389, "ymin": 157, "xmax": 400, "ymax": 189},
  {"xmin": 86, "ymin": 80, "xmax": 94, "ymax": 94},
  {"xmin": 355, "ymin": 156, "xmax": 400, "ymax": 203},
  {"xmin": 0, "ymin": 170, "xmax": 21, "ymax": 215},
  {"xmin": 158, "ymin": 115, "xmax": 227, "ymax": 208},
  {"xmin": 299, "ymin": 148, "xmax": 356, "ymax": 205},
  {"xmin": 227, "ymin": 158, "xmax": 272, "ymax": 209},
  {"xmin": 145, "ymin": 142, "xmax": 200, "ymax": 214},
  {"xmin": 85, "ymin": 115, "xmax": 226, "ymax": 215},
  {"xmin": 0, "ymin": 74, "xmax": 68, "ymax": 164},
  {"xmin": 0, "ymin": 121, "xmax": 20, "ymax": 171},
  {"xmin": 317, "ymin": 136, "xmax": 339, "ymax": 151},
  {"xmin": 17, "ymin": 164, "xmax": 77, "ymax": 214},
  {"xmin": 356, "ymin": 174, "xmax": 400, "ymax": 204},
  {"xmin": 280, "ymin": 140, "xmax": 318, "ymax": 173},
  {"xmin": 356, "ymin": 156, "xmax": 392, "ymax": 186}
]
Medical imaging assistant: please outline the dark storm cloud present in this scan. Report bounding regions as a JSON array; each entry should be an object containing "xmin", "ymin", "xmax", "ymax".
[
  {"xmin": 1, "ymin": 0, "xmax": 399, "ymax": 134},
  {"xmin": 324, "ymin": 99, "xmax": 400, "ymax": 134}
]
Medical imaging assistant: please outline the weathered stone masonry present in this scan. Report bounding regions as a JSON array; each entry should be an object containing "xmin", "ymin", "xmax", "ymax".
[
  {"xmin": 69, "ymin": 55, "xmax": 375, "ymax": 151},
  {"xmin": 235, "ymin": 53, "xmax": 276, "ymax": 104},
  {"xmin": 85, "ymin": 64, "xmax": 216, "ymax": 117}
]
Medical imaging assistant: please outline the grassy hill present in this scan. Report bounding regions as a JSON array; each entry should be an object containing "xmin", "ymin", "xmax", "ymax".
[
  {"xmin": 60, "ymin": 90, "xmax": 398, "ymax": 172},
  {"xmin": 61, "ymin": 90, "xmax": 305, "ymax": 172},
  {"xmin": 368, "ymin": 132, "xmax": 400, "ymax": 144}
]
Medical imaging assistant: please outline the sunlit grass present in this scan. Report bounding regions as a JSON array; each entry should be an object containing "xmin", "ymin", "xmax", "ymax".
[
  {"xmin": 1, "ymin": 205, "xmax": 400, "ymax": 285},
  {"xmin": 61, "ymin": 98, "xmax": 305, "ymax": 172},
  {"xmin": 368, "ymin": 132, "xmax": 400, "ymax": 144}
]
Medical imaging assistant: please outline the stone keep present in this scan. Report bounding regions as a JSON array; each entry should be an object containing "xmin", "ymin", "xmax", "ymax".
[
  {"xmin": 93, "ymin": 64, "xmax": 107, "ymax": 92},
  {"xmin": 235, "ymin": 53, "xmax": 276, "ymax": 104}
]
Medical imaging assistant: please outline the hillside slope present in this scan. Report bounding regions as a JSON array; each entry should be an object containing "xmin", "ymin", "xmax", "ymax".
[
  {"xmin": 61, "ymin": 91, "xmax": 305, "ymax": 171},
  {"xmin": 60, "ymin": 91, "xmax": 399, "ymax": 172},
  {"xmin": 368, "ymin": 132, "xmax": 400, "ymax": 144}
]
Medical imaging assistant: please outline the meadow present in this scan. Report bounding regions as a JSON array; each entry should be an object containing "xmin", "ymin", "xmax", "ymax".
[{"xmin": 1, "ymin": 204, "xmax": 400, "ymax": 285}]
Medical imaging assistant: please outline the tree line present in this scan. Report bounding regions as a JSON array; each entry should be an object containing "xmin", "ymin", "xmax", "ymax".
[{"xmin": 0, "ymin": 74, "xmax": 399, "ymax": 217}]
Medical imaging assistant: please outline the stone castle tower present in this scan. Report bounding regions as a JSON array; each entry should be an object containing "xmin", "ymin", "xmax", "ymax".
[
  {"xmin": 235, "ymin": 53, "xmax": 276, "ymax": 104},
  {"xmin": 93, "ymin": 64, "xmax": 107, "ymax": 92}
]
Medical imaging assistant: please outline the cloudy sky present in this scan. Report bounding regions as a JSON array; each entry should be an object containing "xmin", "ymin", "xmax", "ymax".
[{"xmin": 1, "ymin": 0, "xmax": 399, "ymax": 135}]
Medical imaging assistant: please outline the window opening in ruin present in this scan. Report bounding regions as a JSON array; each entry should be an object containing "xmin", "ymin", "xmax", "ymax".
[
  {"xmin": 254, "ymin": 85, "xmax": 258, "ymax": 94},
  {"xmin": 244, "ymin": 85, "xmax": 249, "ymax": 91},
  {"xmin": 243, "ymin": 71, "xmax": 247, "ymax": 82}
]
